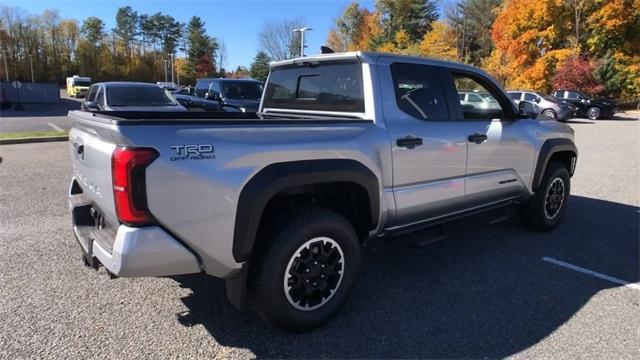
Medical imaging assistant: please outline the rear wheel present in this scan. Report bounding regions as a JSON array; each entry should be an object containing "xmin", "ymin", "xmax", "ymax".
[
  {"xmin": 250, "ymin": 206, "xmax": 361, "ymax": 332},
  {"xmin": 587, "ymin": 107, "xmax": 601, "ymax": 120},
  {"xmin": 520, "ymin": 162, "xmax": 570, "ymax": 231}
]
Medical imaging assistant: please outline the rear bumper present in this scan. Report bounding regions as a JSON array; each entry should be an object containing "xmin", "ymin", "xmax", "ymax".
[
  {"xmin": 89, "ymin": 225, "xmax": 201, "ymax": 277},
  {"xmin": 73, "ymin": 223, "xmax": 201, "ymax": 277}
]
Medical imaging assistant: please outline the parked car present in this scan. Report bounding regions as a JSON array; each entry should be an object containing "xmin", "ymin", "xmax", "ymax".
[
  {"xmin": 508, "ymin": 90, "xmax": 576, "ymax": 121},
  {"xmin": 457, "ymin": 91, "xmax": 502, "ymax": 111},
  {"xmin": 81, "ymin": 82, "xmax": 187, "ymax": 112},
  {"xmin": 173, "ymin": 88, "xmax": 247, "ymax": 112},
  {"xmin": 552, "ymin": 89, "xmax": 616, "ymax": 120},
  {"xmin": 193, "ymin": 78, "xmax": 263, "ymax": 112},
  {"xmin": 68, "ymin": 52, "xmax": 577, "ymax": 332}
]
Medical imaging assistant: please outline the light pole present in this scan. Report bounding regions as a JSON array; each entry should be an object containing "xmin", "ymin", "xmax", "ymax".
[
  {"xmin": 1, "ymin": 49, "xmax": 8, "ymax": 81},
  {"xmin": 170, "ymin": 53, "xmax": 174, "ymax": 85},
  {"xmin": 163, "ymin": 59, "xmax": 168, "ymax": 83},
  {"xmin": 292, "ymin": 27, "xmax": 313, "ymax": 57},
  {"xmin": 29, "ymin": 55, "xmax": 34, "ymax": 83}
]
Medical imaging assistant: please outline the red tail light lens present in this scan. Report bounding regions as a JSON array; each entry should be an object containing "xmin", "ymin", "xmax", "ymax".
[{"xmin": 111, "ymin": 147, "xmax": 158, "ymax": 226}]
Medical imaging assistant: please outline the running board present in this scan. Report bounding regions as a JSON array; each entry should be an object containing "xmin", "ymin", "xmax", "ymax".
[
  {"xmin": 381, "ymin": 198, "xmax": 516, "ymax": 238},
  {"xmin": 410, "ymin": 224, "xmax": 447, "ymax": 247}
]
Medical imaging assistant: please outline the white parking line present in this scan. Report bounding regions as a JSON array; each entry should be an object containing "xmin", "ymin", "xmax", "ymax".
[
  {"xmin": 542, "ymin": 257, "xmax": 640, "ymax": 291},
  {"xmin": 48, "ymin": 122, "xmax": 63, "ymax": 132}
]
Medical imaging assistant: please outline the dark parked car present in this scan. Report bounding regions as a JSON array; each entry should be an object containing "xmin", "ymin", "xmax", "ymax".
[
  {"xmin": 509, "ymin": 90, "xmax": 576, "ymax": 122},
  {"xmin": 552, "ymin": 90, "xmax": 615, "ymax": 120},
  {"xmin": 82, "ymin": 82, "xmax": 187, "ymax": 112},
  {"xmin": 190, "ymin": 78, "xmax": 263, "ymax": 112}
]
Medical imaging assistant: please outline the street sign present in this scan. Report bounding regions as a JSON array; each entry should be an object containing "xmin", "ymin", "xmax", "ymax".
[{"xmin": 12, "ymin": 80, "xmax": 21, "ymax": 89}]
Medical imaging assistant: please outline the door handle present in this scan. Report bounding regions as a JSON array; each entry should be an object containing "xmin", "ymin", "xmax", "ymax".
[
  {"xmin": 73, "ymin": 142, "xmax": 84, "ymax": 159},
  {"xmin": 397, "ymin": 136, "xmax": 423, "ymax": 149},
  {"xmin": 468, "ymin": 133, "xmax": 488, "ymax": 144}
]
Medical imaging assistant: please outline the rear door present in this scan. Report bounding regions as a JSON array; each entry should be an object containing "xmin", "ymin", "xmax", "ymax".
[
  {"xmin": 378, "ymin": 58, "xmax": 468, "ymax": 227},
  {"xmin": 441, "ymin": 69, "xmax": 534, "ymax": 206}
]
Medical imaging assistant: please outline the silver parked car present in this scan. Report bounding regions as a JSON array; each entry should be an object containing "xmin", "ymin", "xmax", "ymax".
[{"xmin": 508, "ymin": 90, "xmax": 576, "ymax": 122}]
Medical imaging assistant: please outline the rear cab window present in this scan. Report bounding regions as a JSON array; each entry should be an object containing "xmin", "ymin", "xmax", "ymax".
[{"xmin": 262, "ymin": 61, "xmax": 365, "ymax": 113}]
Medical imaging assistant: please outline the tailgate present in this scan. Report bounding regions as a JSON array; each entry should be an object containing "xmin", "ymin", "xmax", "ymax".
[{"xmin": 68, "ymin": 113, "xmax": 118, "ymax": 246}]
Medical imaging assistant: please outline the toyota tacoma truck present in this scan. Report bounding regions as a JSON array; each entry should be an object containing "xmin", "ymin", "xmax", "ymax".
[{"xmin": 68, "ymin": 52, "xmax": 577, "ymax": 332}]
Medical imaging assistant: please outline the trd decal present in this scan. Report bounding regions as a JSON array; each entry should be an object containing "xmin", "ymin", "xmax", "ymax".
[{"xmin": 170, "ymin": 144, "xmax": 215, "ymax": 161}]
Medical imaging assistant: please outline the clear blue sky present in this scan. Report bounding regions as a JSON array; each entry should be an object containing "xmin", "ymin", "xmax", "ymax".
[{"xmin": 2, "ymin": 0, "xmax": 453, "ymax": 70}]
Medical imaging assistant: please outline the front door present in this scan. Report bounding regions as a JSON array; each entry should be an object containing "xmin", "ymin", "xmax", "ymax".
[
  {"xmin": 442, "ymin": 70, "xmax": 535, "ymax": 206},
  {"xmin": 378, "ymin": 59, "xmax": 468, "ymax": 227}
]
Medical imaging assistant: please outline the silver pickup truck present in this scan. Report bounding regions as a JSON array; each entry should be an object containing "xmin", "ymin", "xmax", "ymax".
[{"xmin": 68, "ymin": 52, "xmax": 577, "ymax": 332}]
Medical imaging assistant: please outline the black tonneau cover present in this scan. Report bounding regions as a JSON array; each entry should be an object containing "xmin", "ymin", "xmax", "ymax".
[{"xmin": 88, "ymin": 111, "xmax": 371, "ymax": 126}]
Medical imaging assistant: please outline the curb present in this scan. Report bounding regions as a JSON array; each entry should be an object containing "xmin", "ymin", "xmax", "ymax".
[{"xmin": 0, "ymin": 135, "xmax": 69, "ymax": 145}]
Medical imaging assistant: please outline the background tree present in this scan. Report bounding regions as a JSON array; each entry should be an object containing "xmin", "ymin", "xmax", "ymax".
[
  {"xmin": 376, "ymin": 0, "xmax": 438, "ymax": 43},
  {"xmin": 185, "ymin": 16, "xmax": 218, "ymax": 80},
  {"xmin": 419, "ymin": 21, "xmax": 458, "ymax": 61},
  {"xmin": 78, "ymin": 16, "xmax": 105, "ymax": 76},
  {"xmin": 258, "ymin": 17, "xmax": 304, "ymax": 60},
  {"xmin": 250, "ymin": 51, "xmax": 270, "ymax": 81},
  {"xmin": 552, "ymin": 56, "xmax": 603, "ymax": 96},
  {"xmin": 113, "ymin": 6, "xmax": 138, "ymax": 76}
]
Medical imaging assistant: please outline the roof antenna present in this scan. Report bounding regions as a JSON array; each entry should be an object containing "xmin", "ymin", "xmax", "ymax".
[{"xmin": 321, "ymin": 46, "xmax": 335, "ymax": 54}]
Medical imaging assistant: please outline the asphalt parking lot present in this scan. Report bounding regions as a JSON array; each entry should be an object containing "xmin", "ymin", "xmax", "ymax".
[
  {"xmin": 0, "ymin": 116, "xmax": 639, "ymax": 358},
  {"xmin": 0, "ymin": 90, "xmax": 79, "ymax": 133}
]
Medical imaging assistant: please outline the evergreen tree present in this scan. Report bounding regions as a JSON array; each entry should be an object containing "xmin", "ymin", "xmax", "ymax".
[
  {"xmin": 250, "ymin": 51, "xmax": 271, "ymax": 81},
  {"xmin": 594, "ymin": 51, "xmax": 625, "ymax": 98},
  {"xmin": 376, "ymin": 0, "xmax": 439, "ymax": 43},
  {"xmin": 185, "ymin": 16, "xmax": 218, "ymax": 78}
]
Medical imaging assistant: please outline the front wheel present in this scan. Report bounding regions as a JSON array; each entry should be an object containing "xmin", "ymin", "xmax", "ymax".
[
  {"xmin": 250, "ymin": 206, "xmax": 361, "ymax": 332},
  {"xmin": 542, "ymin": 109, "xmax": 557, "ymax": 120},
  {"xmin": 587, "ymin": 107, "xmax": 601, "ymax": 120},
  {"xmin": 520, "ymin": 162, "xmax": 570, "ymax": 231}
]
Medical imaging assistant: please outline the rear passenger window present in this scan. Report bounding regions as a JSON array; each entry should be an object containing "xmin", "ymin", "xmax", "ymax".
[
  {"xmin": 390, "ymin": 63, "xmax": 448, "ymax": 120},
  {"xmin": 509, "ymin": 92, "xmax": 522, "ymax": 100},
  {"xmin": 524, "ymin": 93, "xmax": 539, "ymax": 102},
  {"xmin": 452, "ymin": 74, "xmax": 505, "ymax": 119}
]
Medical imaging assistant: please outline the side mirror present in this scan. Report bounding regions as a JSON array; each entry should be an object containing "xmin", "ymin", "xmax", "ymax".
[
  {"xmin": 205, "ymin": 91, "xmax": 221, "ymax": 101},
  {"xmin": 518, "ymin": 101, "xmax": 538, "ymax": 118},
  {"xmin": 83, "ymin": 100, "xmax": 99, "ymax": 111}
]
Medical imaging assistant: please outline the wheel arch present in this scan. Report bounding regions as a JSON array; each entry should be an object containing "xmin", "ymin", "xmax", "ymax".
[
  {"xmin": 232, "ymin": 159, "xmax": 380, "ymax": 263},
  {"xmin": 532, "ymin": 138, "xmax": 578, "ymax": 191}
]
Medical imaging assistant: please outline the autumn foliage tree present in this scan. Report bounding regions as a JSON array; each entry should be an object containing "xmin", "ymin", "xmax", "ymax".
[{"xmin": 552, "ymin": 56, "xmax": 603, "ymax": 95}]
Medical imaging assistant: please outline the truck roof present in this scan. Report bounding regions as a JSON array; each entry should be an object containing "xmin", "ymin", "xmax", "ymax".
[{"xmin": 270, "ymin": 51, "xmax": 485, "ymax": 75}]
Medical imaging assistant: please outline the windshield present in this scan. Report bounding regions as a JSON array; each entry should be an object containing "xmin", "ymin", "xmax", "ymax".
[
  {"xmin": 542, "ymin": 94, "xmax": 559, "ymax": 103},
  {"xmin": 73, "ymin": 80, "xmax": 91, "ymax": 87},
  {"xmin": 221, "ymin": 81, "xmax": 263, "ymax": 100},
  {"xmin": 107, "ymin": 86, "xmax": 179, "ymax": 106}
]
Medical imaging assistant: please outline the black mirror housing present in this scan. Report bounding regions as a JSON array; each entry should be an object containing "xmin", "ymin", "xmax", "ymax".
[
  {"xmin": 517, "ymin": 101, "xmax": 538, "ymax": 119},
  {"xmin": 205, "ymin": 91, "xmax": 221, "ymax": 101},
  {"xmin": 83, "ymin": 100, "xmax": 99, "ymax": 111}
]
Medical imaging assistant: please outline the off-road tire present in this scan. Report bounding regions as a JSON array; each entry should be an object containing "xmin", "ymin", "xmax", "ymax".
[
  {"xmin": 250, "ymin": 206, "xmax": 361, "ymax": 332},
  {"xmin": 520, "ymin": 161, "xmax": 570, "ymax": 231}
]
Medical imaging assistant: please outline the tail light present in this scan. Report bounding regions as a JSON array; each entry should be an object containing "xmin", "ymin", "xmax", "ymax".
[{"xmin": 111, "ymin": 147, "xmax": 158, "ymax": 226}]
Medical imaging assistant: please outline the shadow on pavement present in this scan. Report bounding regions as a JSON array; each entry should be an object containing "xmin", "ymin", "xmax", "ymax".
[
  {"xmin": 0, "ymin": 97, "xmax": 80, "ymax": 118},
  {"xmin": 172, "ymin": 195, "xmax": 638, "ymax": 358}
]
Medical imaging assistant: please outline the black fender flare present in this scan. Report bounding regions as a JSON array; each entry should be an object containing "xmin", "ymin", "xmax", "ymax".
[
  {"xmin": 232, "ymin": 159, "xmax": 380, "ymax": 263},
  {"xmin": 532, "ymin": 138, "xmax": 578, "ymax": 191}
]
